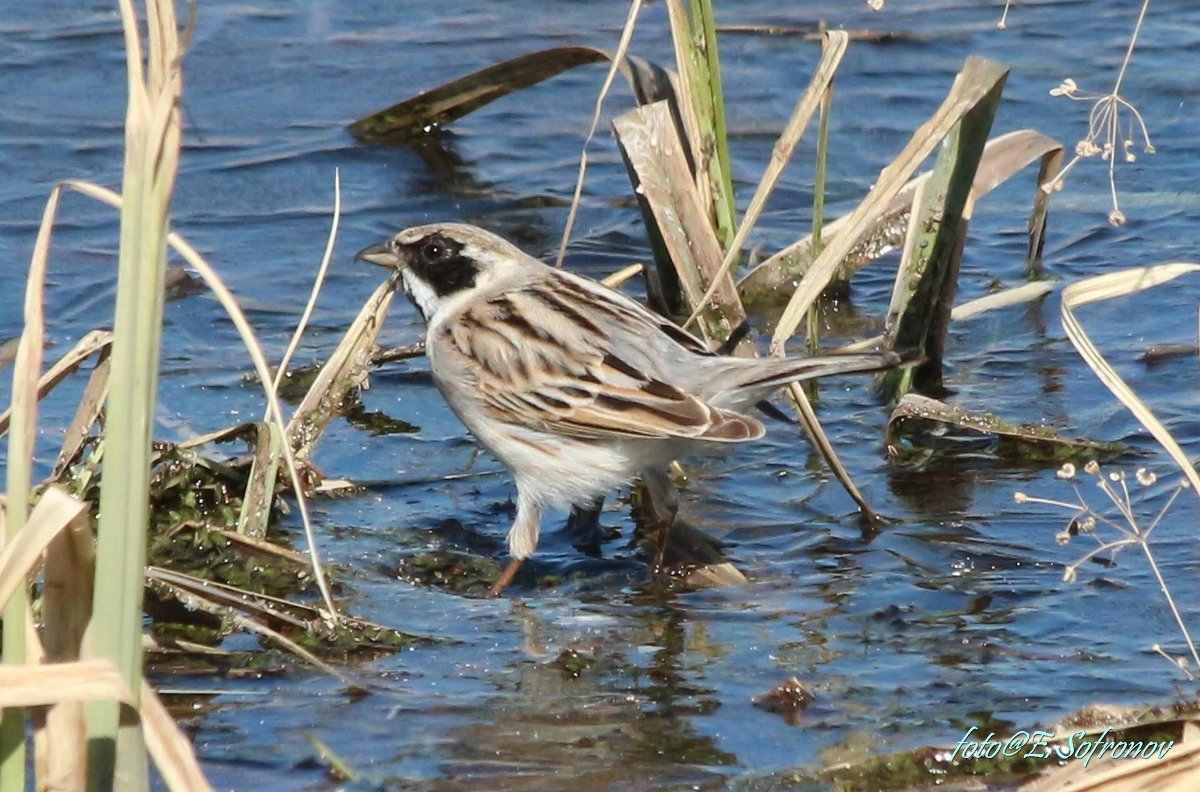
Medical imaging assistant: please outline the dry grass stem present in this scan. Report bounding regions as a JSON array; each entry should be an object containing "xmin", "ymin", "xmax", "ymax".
[
  {"xmin": 63, "ymin": 179, "xmax": 339, "ymax": 619},
  {"xmin": 556, "ymin": 0, "xmax": 644, "ymax": 267},
  {"xmin": 272, "ymin": 169, "xmax": 341, "ymax": 394}
]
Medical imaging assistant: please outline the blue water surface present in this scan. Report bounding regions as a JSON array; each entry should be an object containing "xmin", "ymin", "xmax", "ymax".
[{"xmin": 2, "ymin": 0, "xmax": 1200, "ymax": 789}]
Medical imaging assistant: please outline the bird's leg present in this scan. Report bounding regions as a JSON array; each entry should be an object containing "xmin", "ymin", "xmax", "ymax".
[
  {"xmin": 640, "ymin": 464, "xmax": 679, "ymax": 573},
  {"xmin": 488, "ymin": 487, "xmax": 541, "ymax": 598},
  {"xmin": 488, "ymin": 559, "xmax": 524, "ymax": 598},
  {"xmin": 563, "ymin": 496, "xmax": 606, "ymax": 555}
]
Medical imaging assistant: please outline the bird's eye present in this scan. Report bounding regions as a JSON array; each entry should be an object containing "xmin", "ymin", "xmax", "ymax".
[{"xmin": 421, "ymin": 239, "xmax": 448, "ymax": 262}]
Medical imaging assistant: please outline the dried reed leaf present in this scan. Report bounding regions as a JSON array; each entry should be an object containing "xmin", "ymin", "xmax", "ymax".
[
  {"xmin": 146, "ymin": 566, "xmax": 309, "ymax": 632},
  {"xmin": 950, "ymin": 281, "xmax": 1055, "ymax": 320},
  {"xmin": 557, "ymin": 0, "xmax": 645, "ymax": 267},
  {"xmin": 349, "ymin": 47, "xmax": 610, "ymax": 143},
  {"xmin": 4, "ymin": 187, "xmax": 64, "ymax": 709},
  {"xmin": 145, "ymin": 567, "xmax": 356, "ymax": 686},
  {"xmin": 2, "ymin": 177, "xmax": 52, "ymax": 772},
  {"xmin": 273, "ymin": 170, "xmax": 340, "ymax": 395},
  {"xmin": 0, "ymin": 659, "xmax": 133, "ymax": 709},
  {"xmin": 0, "ymin": 488, "xmax": 87, "ymax": 611},
  {"xmin": 783, "ymin": 379, "xmax": 879, "ymax": 520},
  {"xmin": 175, "ymin": 422, "xmax": 260, "ymax": 450},
  {"xmin": 838, "ymin": 282, "xmax": 1056, "ymax": 353},
  {"xmin": 0, "ymin": 330, "xmax": 113, "ymax": 441},
  {"xmin": 613, "ymin": 101, "xmax": 747, "ymax": 347},
  {"xmin": 1061, "ymin": 263, "xmax": 1200, "ymax": 493},
  {"xmin": 140, "ymin": 680, "xmax": 216, "ymax": 792},
  {"xmin": 888, "ymin": 393, "xmax": 1123, "ymax": 462},
  {"xmin": 287, "ymin": 277, "xmax": 397, "ymax": 461},
  {"xmin": 212, "ymin": 529, "xmax": 310, "ymax": 567}
]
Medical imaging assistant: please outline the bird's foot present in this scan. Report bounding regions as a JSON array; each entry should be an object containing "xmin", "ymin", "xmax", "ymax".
[{"xmin": 488, "ymin": 558, "xmax": 524, "ymax": 598}]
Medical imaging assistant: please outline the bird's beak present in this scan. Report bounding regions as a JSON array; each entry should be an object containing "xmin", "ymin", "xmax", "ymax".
[{"xmin": 356, "ymin": 241, "xmax": 400, "ymax": 269}]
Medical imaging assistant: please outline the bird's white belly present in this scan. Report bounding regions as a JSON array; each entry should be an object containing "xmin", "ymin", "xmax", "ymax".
[{"xmin": 468, "ymin": 417, "xmax": 638, "ymax": 509}]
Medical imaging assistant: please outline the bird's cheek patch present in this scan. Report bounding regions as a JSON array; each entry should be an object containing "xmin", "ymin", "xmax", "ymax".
[{"xmin": 410, "ymin": 250, "xmax": 480, "ymax": 297}]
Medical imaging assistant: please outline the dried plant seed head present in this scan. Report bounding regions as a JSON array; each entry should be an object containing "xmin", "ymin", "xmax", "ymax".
[
  {"xmin": 1014, "ymin": 491, "xmax": 1028, "ymax": 503},
  {"xmin": 1057, "ymin": 463, "xmax": 1077, "ymax": 480},
  {"xmin": 1055, "ymin": 529, "xmax": 1072, "ymax": 545},
  {"xmin": 1136, "ymin": 468, "xmax": 1156, "ymax": 487},
  {"xmin": 1182, "ymin": 478, "xmax": 1192, "ymax": 490},
  {"xmin": 1084, "ymin": 460, "xmax": 1101, "ymax": 476},
  {"xmin": 1078, "ymin": 515, "xmax": 1096, "ymax": 533},
  {"xmin": 1109, "ymin": 470, "xmax": 1123, "ymax": 482},
  {"xmin": 1109, "ymin": 209, "xmax": 1127, "ymax": 226},
  {"xmin": 1050, "ymin": 78, "xmax": 1078, "ymax": 97},
  {"xmin": 867, "ymin": 0, "xmax": 885, "ymax": 9},
  {"xmin": 1063, "ymin": 566, "xmax": 1078, "ymax": 584},
  {"xmin": 1145, "ymin": 142, "xmax": 1157, "ymax": 154}
]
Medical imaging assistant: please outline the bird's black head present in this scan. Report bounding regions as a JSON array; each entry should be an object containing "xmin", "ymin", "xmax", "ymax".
[{"xmin": 357, "ymin": 229, "xmax": 480, "ymax": 299}]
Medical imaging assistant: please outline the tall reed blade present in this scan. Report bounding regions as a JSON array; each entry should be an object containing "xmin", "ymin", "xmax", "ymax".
[{"xmin": 85, "ymin": 0, "xmax": 183, "ymax": 789}]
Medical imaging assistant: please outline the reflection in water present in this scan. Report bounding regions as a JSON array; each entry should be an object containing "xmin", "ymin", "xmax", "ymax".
[
  {"xmin": 888, "ymin": 460, "xmax": 978, "ymax": 518},
  {"xmin": 432, "ymin": 603, "xmax": 735, "ymax": 791}
]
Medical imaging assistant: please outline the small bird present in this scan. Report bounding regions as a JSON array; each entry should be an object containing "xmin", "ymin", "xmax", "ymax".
[{"xmin": 358, "ymin": 223, "xmax": 899, "ymax": 596}]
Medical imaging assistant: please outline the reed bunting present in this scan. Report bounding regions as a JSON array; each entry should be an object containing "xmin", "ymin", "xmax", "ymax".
[{"xmin": 359, "ymin": 223, "xmax": 898, "ymax": 595}]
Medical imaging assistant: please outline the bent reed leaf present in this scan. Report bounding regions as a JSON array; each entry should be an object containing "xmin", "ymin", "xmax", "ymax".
[
  {"xmin": 350, "ymin": 47, "xmax": 611, "ymax": 143},
  {"xmin": 1061, "ymin": 263, "xmax": 1200, "ymax": 494}
]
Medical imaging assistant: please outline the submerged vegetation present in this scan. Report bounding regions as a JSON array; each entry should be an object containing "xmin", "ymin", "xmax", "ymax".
[{"xmin": 1, "ymin": 0, "xmax": 1196, "ymax": 788}]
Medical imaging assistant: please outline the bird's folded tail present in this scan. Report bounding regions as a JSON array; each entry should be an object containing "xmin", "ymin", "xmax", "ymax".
[{"xmin": 734, "ymin": 349, "xmax": 903, "ymax": 392}]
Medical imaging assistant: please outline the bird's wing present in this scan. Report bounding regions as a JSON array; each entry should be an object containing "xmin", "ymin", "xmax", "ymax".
[{"xmin": 442, "ymin": 285, "xmax": 763, "ymax": 443}]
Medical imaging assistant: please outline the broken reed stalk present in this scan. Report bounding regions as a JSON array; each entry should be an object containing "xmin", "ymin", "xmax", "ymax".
[
  {"xmin": 613, "ymin": 101, "xmax": 746, "ymax": 347},
  {"xmin": 878, "ymin": 64, "xmax": 1006, "ymax": 400},
  {"xmin": 85, "ymin": 0, "xmax": 183, "ymax": 786}
]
